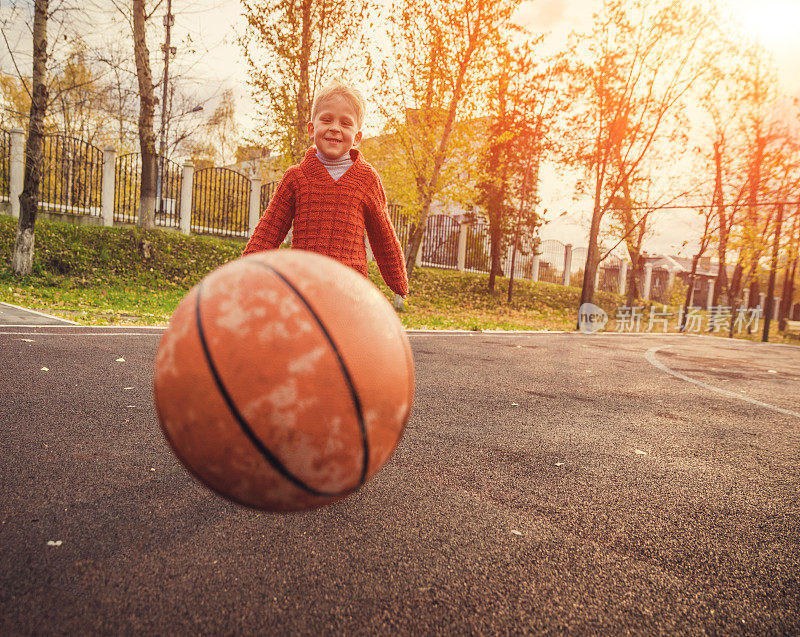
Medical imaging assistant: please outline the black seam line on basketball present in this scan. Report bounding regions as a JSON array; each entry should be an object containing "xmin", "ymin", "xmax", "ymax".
[
  {"xmin": 252, "ymin": 261, "xmax": 369, "ymax": 488},
  {"xmin": 194, "ymin": 280, "xmax": 347, "ymax": 498}
]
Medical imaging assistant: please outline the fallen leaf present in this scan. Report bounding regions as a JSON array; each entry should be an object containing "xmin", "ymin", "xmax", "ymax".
[
  {"xmin": 510, "ymin": 530, "xmax": 523, "ymax": 536},
  {"xmin": 555, "ymin": 462, "xmax": 565, "ymax": 466},
  {"xmin": 18, "ymin": 338, "xmax": 34, "ymax": 342},
  {"xmin": 116, "ymin": 357, "xmax": 125, "ymax": 362},
  {"xmin": 46, "ymin": 540, "xmax": 62, "ymax": 547},
  {"xmin": 634, "ymin": 449, "xmax": 647, "ymax": 455},
  {"xmin": 40, "ymin": 367, "xmax": 49, "ymax": 372},
  {"xmin": 123, "ymin": 387, "xmax": 134, "ymax": 390},
  {"xmin": 511, "ymin": 402, "xmax": 519, "ymax": 406},
  {"xmin": 767, "ymin": 370, "xmax": 777, "ymax": 374}
]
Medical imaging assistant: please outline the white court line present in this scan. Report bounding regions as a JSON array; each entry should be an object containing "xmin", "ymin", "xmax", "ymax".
[
  {"xmin": 0, "ymin": 331, "xmax": 163, "ymax": 336},
  {"xmin": 0, "ymin": 301, "xmax": 78, "ymax": 325},
  {"xmin": 645, "ymin": 345, "xmax": 800, "ymax": 419},
  {"xmin": 407, "ymin": 329, "xmax": 568, "ymax": 335},
  {"xmin": 0, "ymin": 323, "xmax": 166, "ymax": 329}
]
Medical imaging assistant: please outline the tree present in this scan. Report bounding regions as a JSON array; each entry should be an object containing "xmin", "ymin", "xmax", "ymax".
[
  {"xmin": 762, "ymin": 203, "xmax": 785, "ymax": 341},
  {"xmin": 377, "ymin": 0, "xmax": 521, "ymax": 282},
  {"xmin": 679, "ymin": 205, "xmax": 717, "ymax": 332},
  {"xmin": 759, "ymin": 133, "xmax": 799, "ymax": 339},
  {"xmin": 778, "ymin": 207, "xmax": 799, "ymax": 324},
  {"xmin": 91, "ymin": 39, "xmax": 141, "ymax": 153},
  {"xmin": 185, "ymin": 89, "xmax": 239, "ymax": 167},
  {"xmin": 0, "ymin": 72, "xmax": 31, "ymax": 130},
  {"xmin": 694, "ymin": 34, "xmax": 755, "ymax": 308},
  {"xmin": 476, "ymin": 39, "xmax": 559, "ymax": 293},
  {"xmin": 88, "ymin": 1, "xmax": 208, "ymax": 158},
  {"xmin": 605, "ymin": 172, "xmax": 696, "ymax": 306},
  {"xmin": 565, "ymin": 0, "xmax": 715, "ymax": 322},
  {"xmin": 240, "ymin": 0, "xmax": 372, "ymax": 164},
  {"xmin": 11, "ymin": 0, "xmax": 49, "ymax": 276},
  {"xmin": 47, "ymin": 40, "xmax": 117, "ymax": 144},
  {"xmin": 725, "ymin": 50, "xmax": 788, "ymax": 322},
  {"xmin": 132, "ymin": 0, "xmax": 157, "ymax": 230},
  {"xmin": 2, "ymin": 4, "xmax": 127, "ymax": 142}
]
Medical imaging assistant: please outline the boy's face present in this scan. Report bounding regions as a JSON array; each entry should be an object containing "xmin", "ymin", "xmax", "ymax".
[{"xmin": 308, "ymin": 94, "xmax": 363, "ymax": 160}]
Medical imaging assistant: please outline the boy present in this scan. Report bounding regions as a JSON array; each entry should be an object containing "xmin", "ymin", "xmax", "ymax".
[{"xmin": 243, "ymin": 80, "xmax": 409, "ymax": 299}]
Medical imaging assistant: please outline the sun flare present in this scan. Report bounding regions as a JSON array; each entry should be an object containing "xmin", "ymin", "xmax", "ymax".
[{"xmin": 725, "ymin": 0, "xmax": 800, "ymax": 50}]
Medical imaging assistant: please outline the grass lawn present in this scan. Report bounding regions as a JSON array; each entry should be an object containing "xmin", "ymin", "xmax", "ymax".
[{"xmin": 0, "ymin": 215, "xmax": 796, "ymax": 343}]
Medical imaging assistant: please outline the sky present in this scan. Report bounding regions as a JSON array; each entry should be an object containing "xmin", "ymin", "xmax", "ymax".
[{"xmin": 1, "ymin": 0, "xmax": 798, "ymax": 257}]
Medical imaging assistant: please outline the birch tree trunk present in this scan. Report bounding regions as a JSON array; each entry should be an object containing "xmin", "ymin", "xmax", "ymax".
[
  {"xmin": 12, "ymin": 0, "xmax": 49, "ymax": 276},
  {"xmin": 133, "ymin": 0, "xmax": 157, "ymax": 230}
]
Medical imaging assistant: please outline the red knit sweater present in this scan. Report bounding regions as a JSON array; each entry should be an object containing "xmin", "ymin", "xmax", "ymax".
[{"xmin": 243, "ymin": 147, "xmax": 409, "ymax": 297}]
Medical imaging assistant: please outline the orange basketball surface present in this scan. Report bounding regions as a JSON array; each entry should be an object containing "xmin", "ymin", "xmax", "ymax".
[{"xmin": 153, "ymin": 250, "xmax": 414, "ymax": 511}]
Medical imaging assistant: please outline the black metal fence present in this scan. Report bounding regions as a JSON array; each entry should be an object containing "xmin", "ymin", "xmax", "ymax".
[
  {"xmin": 192, "ymin": 167, "xmax": 250, "ymax": 237},
  {"xmin": 114, "ymin": 152, "xmax": 139, "ymax": 224},
  {"xmin": 39, "ymin": 135, "xmax": 103, "ymax": 215},
  {"xmin": 156, "ymin": 157, "xmax": 182, "ymax": 228},
  {"xmin": 464, "ymin": 221, "xmax": 491, "ymax": 273},
  {"xmin": 598, "ymin": 262, "xmax": 621, "ymax": 294},
  {"xmin": 0, "ymin": 129, "xmax": 10, "ymax": 201},
  {"xmin": 260, "ymin": 180, "xmax": 276, "ymax": 214},
  {"xmin": 537, "ymin": 239, "xmax": 566, "ymax": 284},
  {"xmin": 388, "ymin": 204, "xmax": 413, "ymax": 252},
  {"xmin": 421, "ymin": 214, "xmax": 459, "ymax": 269},
  {"xmin": 115, "ymin": 154, "xmax": 183, "ymax": 228}
]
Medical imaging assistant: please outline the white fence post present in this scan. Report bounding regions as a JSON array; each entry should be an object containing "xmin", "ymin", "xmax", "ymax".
[
  {"xmin": 415, "ymin": 233, "xmax": 424, "ymax": 267},
  {"xmin": 773, "ymin": 297, "xmax": 781, "ymax": 320},
  {"xmin": 562, "ymin": 243, "xmax": 572, "ymax": 286},
  {"xmin": 179, "ymin": 161, "xmax": 193, "ymax": 235},
  {"xmin": 594, "ymin": 266, "xmax": 600, "ymax": 292},
  {"xmin": 618, "ymin": 260, "xmax": 628, "ymax": 296},
  {"xmin": 531, "ymin": 254, "xmax": 540, "ymax": 282},
  {"xmin": 101, "ymin": 146, "xmax": 116, "ymax": 226},
  {"xmin": 457, "ymin": 222, "xmax": 467, "ymax": 271},
  {"xmin": 642, "ymin": 263, "xmax": 653, "ymax": 300},
  {"xmin": 706, "ymin": 281, "xmax": 715, "ymax": 309},
  {"xmin": 9, "ymin": 127, "xmax": 24, "ymax": 219},
  {"xmin": 249, "ymin": 175, "xmax": 261, "ymax": 237}
]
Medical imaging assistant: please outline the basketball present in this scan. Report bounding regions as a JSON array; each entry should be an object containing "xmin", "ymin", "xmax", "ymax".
[{"xmin": 153, "ymin": 250, "xmax": 414, "ymax": 511}]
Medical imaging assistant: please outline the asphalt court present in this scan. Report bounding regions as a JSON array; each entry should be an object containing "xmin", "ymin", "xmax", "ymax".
[{"xmin": 1, "ymin": 325, "xmax": 798, "ymax": 633}]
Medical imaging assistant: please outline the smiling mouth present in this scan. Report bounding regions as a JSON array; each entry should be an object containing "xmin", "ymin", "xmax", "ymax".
[{"xmin": 324, "ymin": 138, "xmax": 342, "ymax": 143}]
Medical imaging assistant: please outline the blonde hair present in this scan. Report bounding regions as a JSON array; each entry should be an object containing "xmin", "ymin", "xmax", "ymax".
[{"xmin": 311, "ymin": 79, "xmax": 366, "ymax": 129}]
